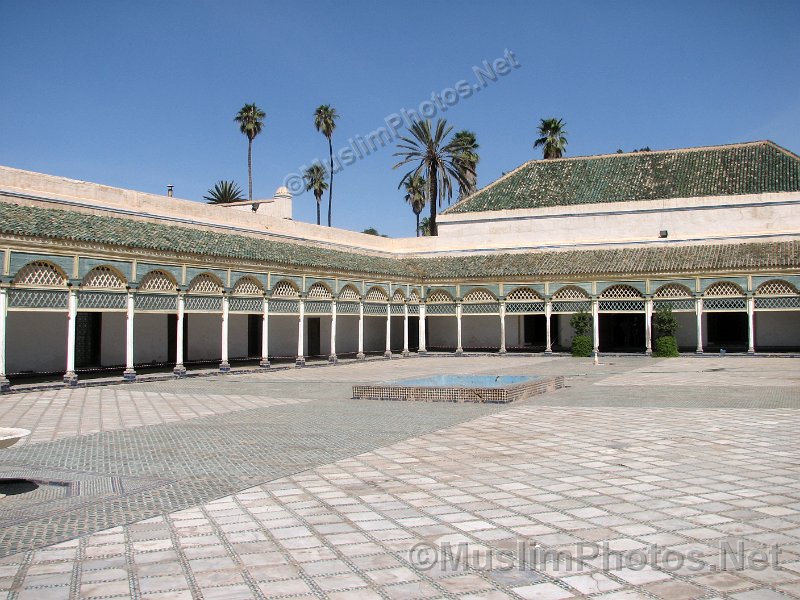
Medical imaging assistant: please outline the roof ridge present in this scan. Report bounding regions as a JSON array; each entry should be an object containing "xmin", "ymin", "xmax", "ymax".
[{"xmin": 443, "ymin": 158, "xmax": 537, "ymax": 214}]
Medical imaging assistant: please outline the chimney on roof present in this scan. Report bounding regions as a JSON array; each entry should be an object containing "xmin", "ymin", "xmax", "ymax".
[{"xmin": 167, "ymin": 185, "xmax": 174, "ymax": 198}]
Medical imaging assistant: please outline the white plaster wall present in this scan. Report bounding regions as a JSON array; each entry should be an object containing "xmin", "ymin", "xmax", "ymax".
[
  {"xmin": 673, "ymin": 313, "xmax": 697, "ymax": 349},
  {"xmin": 133, "ymin": 314, "xmax": 169, "ymax": 364},
  {"xmin": 100, "ymin": 313, "xmax": 125, "ymax": 366},
  {"xmin": 755, "ymin": 312, "xmax": 800, "ymax": 348},
  {"xmin": 229, "ymin": 314, "xmax": 249, "ymax": 359},
  {"xmin": 462, "ymin": 315, "xmax": 501, "ymax": 349},
  {"xmin": 269, "ymin": 316, "xmax": 299, "ymax": 358},
  {"xmin": 427, "ymin": 317, "xmax": 456, "ymax": 349},
  {"xmin": 557, "ymin": 315, "xmax": 578, "ymax": 349},
  {"xmin": 363, "ymin": 316, "xmax": 387, "ymax": 353},
  {"xmin": 7, "ymin": 311, "xmax": 67, "ymax": 373},
  {"xmin": 336, "ymin": 315, "xmax": 359, "ymax": 355},
  {"xmin": 187, "ymin": 313, "xmax": 221, "ymax": 361}
]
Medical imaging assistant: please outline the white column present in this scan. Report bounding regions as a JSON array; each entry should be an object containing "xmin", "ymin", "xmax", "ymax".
[
  {"xmin": 402, "ymin": 303, "xmax": 409, "ymax": 357},
  {"xmin": 747, "ymin": 294, "xmax": 755, "ymax": 354},
  {"xmin": 357, "ymin": 301, "xmax": 365, "ymax": 360},
  {"xmin": 418, "ymin": 303, "xmax": 427, "ymax": 353},
  {"xmin": 499, "ymin": 301, "xmax": 507, "ymax": 354},
  {"xmin": 644, "ymin": 296, "xmax": 653, "ymax": 356},
  {"xmin": 260, "ymin": 296, "xmax": 270, "ymax": 368},
  {"xmin": 123, "ymin": 290, "xmax": 136, "ymax": 381},
  {"xmin": 296, "ymin": 298, "xmax": 306, "ymax": 366},
  {"xmin": 455, "ymin": 302, "xmax": 463, "ymax": 355},
  {"xmin": 544, "ymin": 298, "xmax": 552, "ymax": 354},
  {"xmin": 0, "ymin": 287, "xmax": 9, "ymax": 392},
  {"xmin": 384, "ymin": 303, "xmax": 392, "ymax": 358},
  {"xmin": 174, "ymin": 293, "xmax": 186, "ymax": 377},
  {"xmin": 329, "ymin": 300, "xmax": 337, "ymax": 364},
  {"xmin": 64, "ymin": 287, "xmax": 78, "ymax": 385},
  {"xmin": 220, "ymin": 294, "xmax": 230, "ymax": 372},
  {"xmin": 591, "ymin": 297, "xmax": 600, "ymax": 358},
  {"xmin": 695, "ymin": 296, "xmax": 703, "ymax": 354}
]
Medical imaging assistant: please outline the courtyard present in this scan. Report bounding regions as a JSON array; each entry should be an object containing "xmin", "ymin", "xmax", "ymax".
[{"xmin": 0, "ymin": 355, "xmax": 799, "ymax": 599}]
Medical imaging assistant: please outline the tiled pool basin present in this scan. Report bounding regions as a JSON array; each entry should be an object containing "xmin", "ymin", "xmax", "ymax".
[{"xmin": 352, "ymin": 374, "xmax": 564, "ymax": 403}]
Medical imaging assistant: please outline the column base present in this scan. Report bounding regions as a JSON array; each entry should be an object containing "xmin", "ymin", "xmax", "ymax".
[
  {"xmin": 645, "ymin": 349, "xmax": 653, "ymax": 356},
  {"xmin": 418, "ymin": 350, "xmax": 427, "ymax": 356},
  {"xmin": 63, "ymin": 371, "xmax": 78, "ymax": 387},
  {"xmin": 695, "ymin": 349, "xmax": 704, "ymax": 355},
  {"xmin": 499, "ymin": 348, "xmax": 507, "ymax": 355},
  {"xmin": 356, "ymin": 353, "xmax": 366, "ymax": 361},
  {"xmin": 259, "ymin": 359, "xmax": 271, "ymax": 368},
  {"xmin": 173, "ymin": 365, "xmax": 187, "ymax": 378},
  {"xmin": 544, "ymin": 349, "xmax": 552, "ymax": 355},
  {"xmin": 328, "ymin": 354, "xmax": 338, "ymax": 364},
  {"xmin": 122, "ymin": 369, "xmax": 137, "ymax": 382},
  {"xmin": 219, "ymin": 361, "xmax": 231, "ymax": 373},
  {"xmin": 295, "ymin": 357, "xmax": 306, "ymax": 367},
  {"xmin": 402, "ymin": 350, "xmax": 410, "ymax": 357},
  {"xmin": 747, "ymin": 349, "xmax": 755, "ymax": 355},
  {"xmin": 455, "ymin": 349, "xmax": 463, "ymax": 356},
  {"xmin": 384, "ymin": 351, "xmax": 392, "ymax": 359},
  {"xmin": 0, "ymin": 376, "xmax": 10, "ymax": 393}
]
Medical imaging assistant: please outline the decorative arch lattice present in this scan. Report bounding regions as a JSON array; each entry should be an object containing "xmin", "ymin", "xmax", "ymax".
[
  {"xmin": 139, "ymin": 270, "xmax": 177, "ymax": 292},
  {"xmin": 13, "ymin": 261, "xmax": 68, "ymax": 287},
  {"xmin": 188, "ymin": 273, "xmax": 223, "ymax": 295},
  {"xmin": 364, "ymin": 286, "xmax": 389, "ymax": 302},
  {"xmin": 551, "ymin": 285, "xmax": 589, "ymax": 300},
  {"xmin": 338, "ymin": 285, "xmax": 360, "ymax": 301},
  {"xmin": 755, "ymin": 280, "xmax": 798, "ymax": 296},
  {"xmin": 704, "ymin": 281, "xmax": 744, "ymax": 297},
  {"xmin": 408, "ymin": 289, "xmax": 421, "ymax": 303},
  {"xmin": 654, "ymin": 283, "xmax": 693, "ymax": 298},
  {"xmin": 232, "ymin": 276, "xmax": 263, "ymax": 296},
  {"xmin": 307, "ymin": 282, "xmax": 333, "ymax": 299},
  {"xmin": 272, "ymin": 280, "xmax": 299, "ymax": 298},
  {"xmin": 82, "ymin": 266, "xmax": 126, "ymax": 289},
  {"xmin": 427, "ymin": 289, "xmax": 454, "ymax": 303},
  {"xmin": 462, "ymin": 288, "xmax": 498, "ymax": 303},
  {"xmin": 506, "ymin": 287, "xmax": 541, "ymax": 302},
  {"xmin": 391, "ymin": 289, "xmax": 406, "ymax": 303},
  {"xmin": 600, "ymin": 284, "xmax": 643, "ymax": 299}
]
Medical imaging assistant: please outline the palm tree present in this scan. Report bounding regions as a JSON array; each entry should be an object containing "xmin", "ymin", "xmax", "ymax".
[
  {"xmin": 533, "ymin": 117, "xmax": 568, "ymax": 159},
  {"xmin": 204, "ymin": 180, "xmax": 244, "ymax": 204},
  {"xmin": 394, "ymin": 119, "xmax": 470, "ymax": 237},
  {"xmin": 234, "ymin": 103, "xmax": 266, "ymax": 204},
  {"xmin": 453, "ymin": 130, "xmax": 480, "ymax": 199},
  {"xmin": 303, "ymin": 163, "xmax": 328, "ymax": 226},
  {"xmin": 418, "ymin": 217, "xmax": 432, "ymax": 236},
  {"xmin": 404, "ymin": 174, "xmax": 427, "ymax": 237},
  {"xmin": 314, "ymin": 105, "xmax": 339, "ymax": 227}
]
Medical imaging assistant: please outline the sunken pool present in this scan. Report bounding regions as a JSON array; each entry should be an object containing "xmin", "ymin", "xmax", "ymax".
[{"xmin": 352, "ymin": 374, "xmax": 564, "ymax": 403}]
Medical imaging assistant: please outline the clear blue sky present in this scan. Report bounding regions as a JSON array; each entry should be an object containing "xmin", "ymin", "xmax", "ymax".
[{"xmin": 3, "ymin": 1, "xmax": 799, "ymax": 237}]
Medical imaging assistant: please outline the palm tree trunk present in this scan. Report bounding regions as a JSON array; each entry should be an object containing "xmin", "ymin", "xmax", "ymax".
[
  {"xmin": 416, "ymin": 212, "xmax": 420, "ymax": 237},
  {"xmin": 316, "ymin": 199, "xmax": 321, "ymax": 226},
  {"xmin": 327, "ymin": 138, "xmax": 334, "ymax": 227},
  {"xmin": 247, "ymin": 138, "xmax": 253, "ymax": 202},
  {"xmin": 429, "ymin": 167, "xmax": 438, "ymax": 236}
]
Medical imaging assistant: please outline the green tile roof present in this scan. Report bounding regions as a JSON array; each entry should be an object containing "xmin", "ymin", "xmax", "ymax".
[
  {"xmin": 411, "ymin": 240, "xmax": 800, "ymax": 280},
  {"xmin": 445, "ymin": 141, "xmax": 800, "ymax": 214},
  {"xmin": 0, "ymin": 202, "xmax": 416, "ymax": 279},
  {"xmin": 1, "ymin": 201, "xmax": 798, "ymax": 282}
]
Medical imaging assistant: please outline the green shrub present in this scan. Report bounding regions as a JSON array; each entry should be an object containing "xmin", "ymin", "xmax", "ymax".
[
  {"xmin": 571, "ymin": 334, "xmax": 593, "ymax": 357},
  {"xmin": 570, "ymin": 310, "xmax": 591, "ymax": 336},
  {"xmin": 653, "ymin": 304, "xmax": 678, "ymax": 337},
  {"xmin": 654, "ymin": 335, "xmax": 679, "ymax": 357}
]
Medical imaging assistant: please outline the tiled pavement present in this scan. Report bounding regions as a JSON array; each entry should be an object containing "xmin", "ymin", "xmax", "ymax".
[{"xmin": 0, "ymin": 355, "xmax": 799, "ymax": 599}]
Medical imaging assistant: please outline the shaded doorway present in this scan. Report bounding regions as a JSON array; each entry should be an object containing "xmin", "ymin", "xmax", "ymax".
[
  {"xmin": 409, "ymin": 316, "xmax": 419, "ymax": 351},
  {"xmin": 522, "ymin": 315, "xmax": 557, "ymax": 349},
  {"xmin": 247, "ymin": 314, "xmax": 262, "ymax": 358},
  {"xmin": 599, "ymin": 314, "xmax": 645, "ymax": 352},
  {"xmin": 75, "ymin": 312, "xmax": 101, "ymax": 368},
  {"xmin": 706, "ymin": 313, "xmax": 747, "ymax": 350},
  {"xmin": 307, "ymin": 317, "xmax": 321, "ymax": 356}
]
